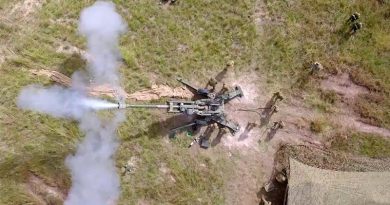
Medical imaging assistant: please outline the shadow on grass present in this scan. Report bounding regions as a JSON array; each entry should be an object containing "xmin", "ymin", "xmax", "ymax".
[
  {"xmin": 57, "ymin": 53, "xmax": 86, "ymax": 77},
  {"xmin": 127, "ymin": 114, "xmax": 198, "ymax": 139}
]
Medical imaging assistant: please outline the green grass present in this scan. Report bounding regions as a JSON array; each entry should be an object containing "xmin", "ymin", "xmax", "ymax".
[
  {"xmin": 0, "ymin": 0, "xmax": 389, "ymax": 204},
  {"xmin": 331, "ymin": 132, "xmax": 390, "ymax": 158},
  {"xmin": 0, "ymin": 0, "xmax": 253, "ymax": 204},
  {"xmin": 259, "ymin": 0, "xmax": 390, "ymax": 128}
]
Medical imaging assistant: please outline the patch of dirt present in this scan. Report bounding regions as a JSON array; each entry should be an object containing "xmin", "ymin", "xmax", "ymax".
[
  {"xmin": 333, "ymin": 113, "xmax": 390, "ymax": 137},
  {"xmin": 25, "ymin": 173, "xmax": 65, "ymax": 205},
  {"xmin": 159, "ymin": 162, "xmax": 176, "ymax": 183},
  {"xmin": 253, "ymin": 0, "xmax": 283, "ymax": 33},
  {"xmin": 50, "ymin": 18, "xmax": 78, "ymax": 26},
  {"xmin": 320, "ymin": 73, "xmax": 390, "ymax": 137},
  {"xmin": 320, "ymin": 73, "xmax": 368, "ymax": 99},
  {"xmin": 9, "ymin": 0, "xmax": 45, "ymax": 20},
  {"xmin": 195, "ymin": 69, "xmax": 324, "ymax": 205},
  {"xmin": 192, "ymin": 67, "xmax": 389, "ymax": 204},
  {"xmin": 55, "ymin": 42, "xmax": 88, "ymax": 60},
  {"xmin": 223, "ymin": 148, "xmax": 265, "ymax": 205}
]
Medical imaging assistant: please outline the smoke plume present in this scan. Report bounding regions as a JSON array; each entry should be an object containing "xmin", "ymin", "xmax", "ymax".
[
  {"xmin": 79, "ymin": 1, "xmax": 127, "ymax": 85},
  {"xmin": 17, "ymin": 85, "xmax": 118, "ymax": 119},
  {"xmin": 17, "ymin": 1, "xmax": 127, "ymax": 205}
]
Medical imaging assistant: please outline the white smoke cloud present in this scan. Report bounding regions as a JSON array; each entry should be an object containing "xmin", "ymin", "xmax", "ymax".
[
  {"xmin": 17, "ymin": 85, "xmax": 118, "ymax": 119},
  {"xmin": 64, "ymin": 112, "xmax": 125, "ymax": 205},
  {"xmin": 16, "ymin": 1, "xmax": 127, "ymax": 205},
  {"xmin": 79, "ymin": 1, "xmax": 127, "ymax": 86},
  {"xmin": 64, "ymin": 2, "xmax": 127, "ymax": 205}
]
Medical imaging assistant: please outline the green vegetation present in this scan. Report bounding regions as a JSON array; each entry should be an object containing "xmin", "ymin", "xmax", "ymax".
[
  {"xmin": 0, "ymin": 0, "xmax": 253, "ymax": 204},
  {"xmin": 259, "ymin": 0, "xmax": 390, "ymax": 128},
  {"xmin": 331, "ymin": 132, "xmax": 390, "ymax": 158},
  {"xmin": 0, "ymin": 0, "xmax": 389, "ymax": 204}
]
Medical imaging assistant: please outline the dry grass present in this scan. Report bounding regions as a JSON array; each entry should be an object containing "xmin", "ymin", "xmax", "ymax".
[{"xmin": 0, "ymin": 0, "xmax": 389, "ymax": 204}]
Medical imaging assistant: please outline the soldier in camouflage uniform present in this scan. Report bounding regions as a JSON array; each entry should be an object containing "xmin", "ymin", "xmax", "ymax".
[
  {"xmin": 220, "ymin": 83, "xmax": 229, "ymax": 94},
  {"xmin": 161, "ymin": 0, "xmax": 177, "ymax": 5},
  {"xmin": 310, "ymin": 61, "xmax": 323, "ymax": 75},
  {"xmin": 207, "ymin": 77, "xmax": 218, "ymax": 91},
  {"xmin": 349, "ymin": 22, "xmax": 363, "ymax": 35},
  {"xmin": 347, "ymin": 12, "xmax": 360, "ymax": 23},
  {"xmin": 270, "ymin": 120, "xmax": 285, "ymax": 130},
  {"xmin": 269, "ymin": 105, "xmax": 279, "ymax": 116},
  {"xmin": 226, "ymin": 60, "xmax": 234, "ymax": 69}
]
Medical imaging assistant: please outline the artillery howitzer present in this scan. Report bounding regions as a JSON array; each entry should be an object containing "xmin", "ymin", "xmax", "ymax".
[{"xmin": 117, "ymin": 77, "xmax": 243, "ymax": 135}]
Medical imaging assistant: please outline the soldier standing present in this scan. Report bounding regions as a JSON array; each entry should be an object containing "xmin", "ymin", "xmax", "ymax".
[
  {"xmin": 207, "ymin": 77, "xmax": 218, "ymax": 91},
  {"xmin": 347, "ymin": 12, "xmax": 360, "ymax": 23},
  {"xmin": 161, "ymin": 0, "xmax": 177, "ymax": 5},
  {"xmin": 349, "ymin": 22, "xmax": 363, "ymax": 35},
  {"xmin": 270, "ymin": 120, "xmax": 285, "ymax": 130},
  {"xmin": 310, "ymin": 61, "xmax": 323, "ymax": 75},
  {"xmin": 269, "ymin": 105, "xmax": 279, "ymax": 115},
  {"xmin": 226, "ymin": 60, "xmax": 234, "ymax": 69},
  {"xmin": 220, "ymin": 83, "xmax": 229, "ymax": 94}
]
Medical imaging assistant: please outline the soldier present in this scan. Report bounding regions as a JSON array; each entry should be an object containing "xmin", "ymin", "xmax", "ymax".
[
  {"xmin": 271, "ymin": 120, "xmax": 284, "ymax": 130},
  {"xmin": 161, "ymin": 0, "xmax": 176, "ymax": 5},
  {"xmin": 310, "ymin": 61, "xmax": 323, "ymax": 74},
  {"xmin": 207, "ymin": 77, "xmax": 218, "ymax": 91},
  {"xmin": 269, "ymin": 105, "xmax": 279, "ymax": 115},
  {"xmin": 347, "ymin": 12, "xmax": 360, "ymax": 23},
  {"xmin": 121, "ymin": 160, "xmax": 135, "ymax": 175},
  {"xmin": 275, "ymin": 172, "xmax": 287, "ymax": 183},
  {"xmin": 349, "ymin": 22, "xmax": 363, "ymax": 35},
  {"xmin": 226, "ymin": 60, "xmax": 235, "ymax": 69},
  {"xmin": 220, "ymin": 83, "xmax": 229, "ymax": 94}
]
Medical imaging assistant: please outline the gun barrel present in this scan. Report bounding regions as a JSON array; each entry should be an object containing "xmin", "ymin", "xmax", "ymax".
[{"xmin": 117, "ymin": 102, "xmax": 169, "ymax": 109}]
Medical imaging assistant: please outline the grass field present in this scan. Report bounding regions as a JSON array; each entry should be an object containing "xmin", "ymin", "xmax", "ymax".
[{"xmin": 0, "ymin": 0, "xmax": 389, "ymax": 204}]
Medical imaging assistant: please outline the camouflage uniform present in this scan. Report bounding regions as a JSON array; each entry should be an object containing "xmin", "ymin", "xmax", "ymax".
[
  {"xmin": 350, "ymin": 22, "xmax": 362, "ymax": 35},
  {"xmin": 275, "ymin": 172, "xmax": 287, "ymax": 183},
  {"xmin": 220, "ymin": 83, "xmax": 229, "ymax": 93},
  {"xmin": 161, "ymin": 0, "xmax": 177, "ymax": 4},
  {"xmin": 347, "ymin": 12, "xmax": 360, "ymax": 23},
  {"xmin": 208, "ymin": 77, "xmax": 218, "ymax": 90},
  {"xmin": 226, "ymin": 60, "xmax": 235, "ymax": 68},
  {"xmin": 271, "ymin": 121, "xmax": 284, "ymax": 130},
  {"xmin": 270, "ymin": 105, "xmax": 279, "ymax": 115},
  {"xmin": 310, "ymin": 61, "xmax": 323, "ymax": 74}
]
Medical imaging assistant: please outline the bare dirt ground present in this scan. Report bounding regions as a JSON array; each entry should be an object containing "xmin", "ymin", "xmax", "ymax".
[
  {"xmin": 189, "ymin": 69, "xmax": 390, "ymax": 204},
  {"xmin": 9, "ymin": 0, "xmax": 45, "ymax": 20},
  {"xmin": 25, "ymin": 172, "xmax": 65, "ymax": 205},
  {"xmin": 320, "ymin": 73, "xmax": 390, "ymax": 137}
]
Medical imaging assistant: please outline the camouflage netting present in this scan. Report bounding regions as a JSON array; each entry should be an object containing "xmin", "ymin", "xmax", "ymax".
[{"xmin": 287, "ymin": 158, "xmax": 390, "ymax": 205}]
